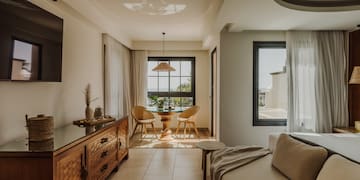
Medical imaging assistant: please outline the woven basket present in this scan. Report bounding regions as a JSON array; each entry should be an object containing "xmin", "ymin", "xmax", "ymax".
[
  {"xmin": 26, "ymin": 114, "xmax": 54, "ymax": 141},
  {"xmin": 29, "ymin": 138, "xmax": 54, "ymax": 151}
]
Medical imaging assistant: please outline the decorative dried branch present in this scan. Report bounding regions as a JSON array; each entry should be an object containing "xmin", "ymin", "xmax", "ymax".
[
  {"xmin": 84, "ymin": 83, "xmax": 98, "ymax": 106},
  {"xmin": 85, "ymin": 84, "xmax": 91, "ymax": 106}
]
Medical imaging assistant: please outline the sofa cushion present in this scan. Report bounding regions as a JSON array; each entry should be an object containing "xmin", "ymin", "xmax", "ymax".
[
  {"xmin": 317, "ymin": 154, "xmax": 360, "ymax": 180},
  {"xmin": 272, "ymin": 134, "xmax": 328, "ymax": 180},
  {"xmin": 268, "ymin": 133, "xmax": 281, "ymax": 153},
  {"xmin": 222, "ymin": 154, "xmax": 287, "ymax": 180}
]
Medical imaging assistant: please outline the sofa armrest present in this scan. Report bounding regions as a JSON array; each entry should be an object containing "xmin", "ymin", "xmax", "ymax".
[{"xmin": 268, "ymin": 133, "xmax": 281, "ymax": 153}]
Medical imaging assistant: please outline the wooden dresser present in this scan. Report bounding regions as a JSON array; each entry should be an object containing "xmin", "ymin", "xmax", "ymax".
[{"xmin": 0, "ymin": 117, "xmax": 128, "ymax": 180}]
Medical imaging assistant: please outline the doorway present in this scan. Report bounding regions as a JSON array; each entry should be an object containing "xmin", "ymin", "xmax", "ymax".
[{"xmin": 210, "ymin": 48, "xmax": 217, "ymax": 137}]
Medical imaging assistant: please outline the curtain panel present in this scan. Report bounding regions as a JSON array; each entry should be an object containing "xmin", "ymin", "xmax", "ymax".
[
  {"xmin": 287, "ymin": 31, "xmax": 348, "ymax": 133},
  {"xmin": 131, "ymin": 51, "xmax": 148, "ymax": 107},
  {"xmin": 103, "ymin": 34, "xmax": 132, "ymax": 127}
]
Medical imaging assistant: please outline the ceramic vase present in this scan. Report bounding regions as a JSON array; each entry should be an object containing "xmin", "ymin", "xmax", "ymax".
[
  {"xmin": 94, "ymin": 107, "xmax": 103, "ymax": 120},
  {"xmin": 85, "ymin": 105, "xmax": 93, "ymax": 120}
]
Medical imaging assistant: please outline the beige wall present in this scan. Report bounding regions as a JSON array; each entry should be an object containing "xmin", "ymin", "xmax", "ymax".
[
  {"xmin": 147, "ymin": 50, "xmax": 211, "ymax": 129},
  {"xmin": 0, "ymin": 1, "xmax": 104, "ymax": 144},
  {"xmin": 220, "ymin": 30, "xmax": 287, "ymax": 147},
  {"xmin": 208, "ymin": 33, "xmax": 221, "ymax": 140},
  {"xmin": 132, "ymin": 41, "xmax": 205, "ymax": 51}
]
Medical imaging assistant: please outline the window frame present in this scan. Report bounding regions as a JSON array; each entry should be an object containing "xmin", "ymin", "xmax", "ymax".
[
  {"xmin": 253, "ymin": 41, "xmax": 287, "ymax": 126},
  {"xmin": 147, "ymin": 56, "xmax": 196, "ymax": 106}
]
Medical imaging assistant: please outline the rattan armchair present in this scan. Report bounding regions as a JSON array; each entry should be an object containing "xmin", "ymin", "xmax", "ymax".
[
  {"xmin": 131, "ymin": 106, "xmax": 157, "ymax": 138},
  {"xmin": 175, "ymin": 105, "xmax": 200, "ymax": 138}
]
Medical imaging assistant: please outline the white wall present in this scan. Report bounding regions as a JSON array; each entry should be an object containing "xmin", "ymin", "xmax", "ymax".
[
  {"xmin": 0, "ymin": 0, "xmax": 104, "ymax": 144},
  {"xmin": 147, "ymin": 50, "xmax": 211, "ymax": 129},
  {"xmin": 220, "ymin": 30, "xmax": 287, "ymax": 147}
]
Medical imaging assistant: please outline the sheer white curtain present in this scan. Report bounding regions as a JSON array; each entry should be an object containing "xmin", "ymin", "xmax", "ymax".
[
  {"xmin": 287, "ymin": 32, "xmax": 317, "ymax": 132},
  {"xmin": 131, "ymin": 51, "xmax": 148, "ymax": 106},
  {"xmin": 287, "ymin": 31, "xmax": 348, "ymax": 133},
  {"xmin": 103, "ymin": 34, "xmax": 132, "ymax": 123},
  {"xmin": 128, "ymin": 50, "xmax": 148, "ymax": 135}
]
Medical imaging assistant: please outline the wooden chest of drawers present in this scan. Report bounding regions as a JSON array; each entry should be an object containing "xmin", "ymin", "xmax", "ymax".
[
  {"xmin": 87, "ymin": 127, "xmax": 118, "ymax": 179},
  {"xmin": 0, "ymin": 117, "xmax": 129, "ymax": 180}
]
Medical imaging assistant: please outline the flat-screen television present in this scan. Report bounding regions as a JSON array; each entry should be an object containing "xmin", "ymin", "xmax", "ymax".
[{"xmin": 0, "ymin": 0, "xmax": 63, "ymax": 82}]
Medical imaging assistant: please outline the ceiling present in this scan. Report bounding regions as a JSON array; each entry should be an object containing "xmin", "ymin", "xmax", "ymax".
[
  {"xmin": 217, "ymin": 0, "xmax": 360, "ymax": 32},
  {"xmin": 62, "ymin": 0, "xmax": 218, "ymax": 42},
  {"xmin": 61, "ymin": 0, "xmax": 360, "ymax": 49}
]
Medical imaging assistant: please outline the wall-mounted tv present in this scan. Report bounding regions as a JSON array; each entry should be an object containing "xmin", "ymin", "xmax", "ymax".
[{"xmin": 0, "ymin": 0, "xmax": 63, "ymax": 82}]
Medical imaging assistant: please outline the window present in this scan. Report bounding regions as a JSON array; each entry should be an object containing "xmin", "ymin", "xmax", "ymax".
[
  {"xmin": 147, "ymin": 57, "xmax": 195, "ymax": 108},
  {"xmin": 253, "ymin": 42, "xmax": 287, "ymax": 126},
  {"xmin": 11, "ymin": 39, "xmax": 41, "ymax": 81}
]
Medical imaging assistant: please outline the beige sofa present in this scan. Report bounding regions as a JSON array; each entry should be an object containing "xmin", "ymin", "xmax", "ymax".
[{"xmin": 221, "ymin": 133, "xmax": 360, "ymax": 180}]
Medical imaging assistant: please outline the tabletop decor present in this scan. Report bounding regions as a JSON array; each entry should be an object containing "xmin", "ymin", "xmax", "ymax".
[
  {"xmin": 94, "ymin": 106, "xmax": 103, "ymax": 120},
  {"xmin": 25, "ymin": 114, "xmax": 54, "ymax": 151},
  {"xmin": 84, "ymin": 84, "xmax": 98, "ymax": 120},
  {"xmin": 73, "ymin": 116, "xmax": 115, "ymax": 127},
  {"xmin": 149, "ymin": 95, "xmax": 165, "ymax": 110}
]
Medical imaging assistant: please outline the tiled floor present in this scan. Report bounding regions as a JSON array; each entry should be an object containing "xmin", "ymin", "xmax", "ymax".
[{"xmin": 109, "ymin": 148, "xmax": 203, "ymax": 180}]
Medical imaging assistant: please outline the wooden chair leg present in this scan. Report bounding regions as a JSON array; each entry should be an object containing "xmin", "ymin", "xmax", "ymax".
[
  {"xmin": 143, "ymin": 124, "xmax": 148, "ymax": 135},
  {"xmin": 188, "ymin": 122, "xmax": 193, "ymax": 137},
  {"xmin": 188, "ymin": 122, "xmax": 193, "ymax": 138},
  {"xmin": 183, "ymin": 122, "xmax": 187, "ymax": 138},
  {"xmin": 175, "ymin": 121, "xmax": 181, "ymax": 135},
  {"xmin": 151, "ymin": 123, "xmax": 156, "ymax": 138},
  {"xmin": 131, "ymin": 123, "xmax": 139, "ymax": 138},
  {"xmin": 140, "ymin": 124, "xmax": 143, "ymax": 139},
  {"xmin": 192, "ymin": 122, "xmax": 200, "ymax": 137}
]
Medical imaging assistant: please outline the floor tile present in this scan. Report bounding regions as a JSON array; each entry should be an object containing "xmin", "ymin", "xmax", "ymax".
[{"xmin": 110, "ymin": 148, "xmax": 204, "ymax": 180}]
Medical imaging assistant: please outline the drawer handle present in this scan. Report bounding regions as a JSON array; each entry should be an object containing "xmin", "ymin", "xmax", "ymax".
[
  {"xmin": 100, "ymin": 137, "xmax": 108, "ymax": 144},
  {"xmin": 119, "ymin": 141, "xmax": 122, "ymax": 148},
  {"xmin": 100, "ymin": 164, "xmax": 108, "ymax": 173},
  {"xmin": 101, "ymin": 151, "xmax": 108, "ymax": 158}
]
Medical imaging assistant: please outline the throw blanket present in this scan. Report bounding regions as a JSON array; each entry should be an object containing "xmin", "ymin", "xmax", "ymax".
[{"xmin": 210, "ymin": 145, "xmax": 270, "ymax": 180}]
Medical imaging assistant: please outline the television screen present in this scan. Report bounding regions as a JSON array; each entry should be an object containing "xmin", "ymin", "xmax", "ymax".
[{"xmin": 0, "ymin": 0, "xmax": 63, "ymax": 82}]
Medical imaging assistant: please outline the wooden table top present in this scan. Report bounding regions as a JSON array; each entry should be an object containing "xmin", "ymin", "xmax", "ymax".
[{"xmin": 333, "ymin": 127, "xmax": 360, "ymax": 133}]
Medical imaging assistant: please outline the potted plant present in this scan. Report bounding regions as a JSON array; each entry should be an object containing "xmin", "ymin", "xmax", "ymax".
[{"xmin": 149, "ymin": 96, "xmax": 165, "ymax": 110}]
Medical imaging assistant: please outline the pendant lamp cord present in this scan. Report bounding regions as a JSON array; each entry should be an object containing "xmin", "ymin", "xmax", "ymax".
[
  {"xmin": 162, "ymin": 32, "xmax": 165, "ymax": 56},
  {"xmin": 162, "ymin": 32, "xmax": 171, "ymax": 107}
]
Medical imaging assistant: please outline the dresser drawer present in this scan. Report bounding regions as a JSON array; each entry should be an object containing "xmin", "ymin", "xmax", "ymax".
[
  {"xmin": 89, "ymin": 152, "xmax": 117, "ymax": 180},
  {"xmin": 88, "ymin": 140, "xmax": 117, "ymax": 168},
  {"xmin": 88, "ymin": 128, "xmax": 117, "ymax": 154}
]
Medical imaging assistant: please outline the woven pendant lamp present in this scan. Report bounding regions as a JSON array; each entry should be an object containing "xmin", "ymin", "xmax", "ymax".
[
  {"xmin": 152, "ymin": 62, "xmax": 175, "ymax": 71},
  {"xmin": 152, "ymin": 32, "xmax": 175, "ymax": 72}
]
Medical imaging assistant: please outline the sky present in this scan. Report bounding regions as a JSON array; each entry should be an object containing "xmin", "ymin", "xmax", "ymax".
[
  {"xmin": 258, "ymin": 48, "xmax": 287, "ymax": 90},
  {"xmin": 13, "ymin": 40, "xmax": 33, "ymax": 63},
  {"xmin": 147, "ymin": 61, "xmax": 192, "ymax": 92}
]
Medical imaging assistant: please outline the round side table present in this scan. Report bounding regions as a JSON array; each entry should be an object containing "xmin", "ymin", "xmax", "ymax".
[{"xmin": 196, "ymin": 141, "xmax": 225, "ymax": 180}]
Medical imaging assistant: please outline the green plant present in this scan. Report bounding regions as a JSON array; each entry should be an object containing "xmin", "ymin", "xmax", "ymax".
[
  {"xmin": 149, "ymin": 95, "xmax": 165, "ymax": 108},
  {"xmin": 157, "ymin": 98, "xmax": 164, "ymax": 108},
  {"xmin": 149, "ymin": 95, "xmax": 159, "ymax": 106}
]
